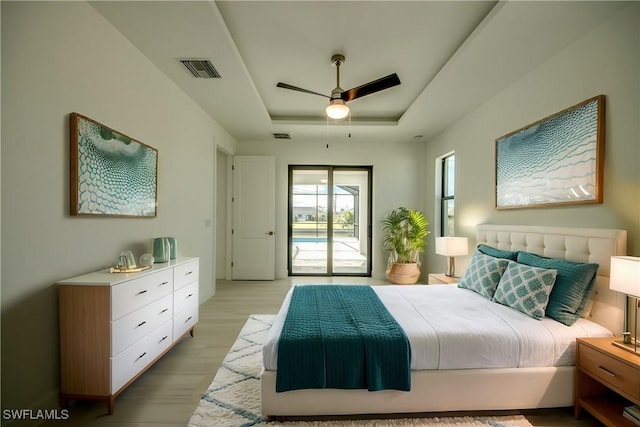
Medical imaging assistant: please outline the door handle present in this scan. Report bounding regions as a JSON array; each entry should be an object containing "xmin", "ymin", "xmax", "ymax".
[{"xmin": 265, "ymin": 231, "xmax": 274, "ymax": 235}]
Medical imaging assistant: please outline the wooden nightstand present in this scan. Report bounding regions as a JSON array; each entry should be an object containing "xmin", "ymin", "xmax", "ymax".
[
  {"xmin": 575, "ymin": 337, "xmax": 640, "ymax": 426},
  {"xmin": 427, "ymin": 273, "xmax": 459, "ymax": 285}
]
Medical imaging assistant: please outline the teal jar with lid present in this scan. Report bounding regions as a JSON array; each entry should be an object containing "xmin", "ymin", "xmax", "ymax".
[{"xmin": 167, "ymin": 237, "xmax": 177, "ymax": 259}]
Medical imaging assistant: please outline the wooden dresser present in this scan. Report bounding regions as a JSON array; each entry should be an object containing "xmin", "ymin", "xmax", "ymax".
[{"xmin": 58, "ymin": 257, "xmax": 199, "ymax": 414}]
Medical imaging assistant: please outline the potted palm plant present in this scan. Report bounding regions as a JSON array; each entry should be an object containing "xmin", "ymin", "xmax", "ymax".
[{"xmin": 382, "ymin": 207, "xmax": 429, "ymax": 284}]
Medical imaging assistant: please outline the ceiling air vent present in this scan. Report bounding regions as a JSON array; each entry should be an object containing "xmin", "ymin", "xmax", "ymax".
[
  {"xmin": 180, "ymin": 59, "xmax": 221, "ymax": 79},
  {"xmin": 273, "ymin": 132, "xmax": 291, "ymax": 140}
]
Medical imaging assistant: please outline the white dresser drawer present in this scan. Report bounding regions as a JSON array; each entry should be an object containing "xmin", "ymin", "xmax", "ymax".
[
  {"xmin": 111, "ymin": 294, "xmax": 173, "ymax": 356},
  {"xmin": 174, "ymin": 281, "xmax": 198, "ymax": 315},
  {"xmin": 111, "ymin": 320, "xmax": 172, "ymax": 393},
  {"xmin": 174, "ymin": 259, "xmax": 199, "ymax": 291},
  {"xmin": 173, "ymin": 301, "xmax": 198, "ymax": 342},
  {"xmin": 111, "ymin": 270, "xmax": 173, "ymax": 320}
]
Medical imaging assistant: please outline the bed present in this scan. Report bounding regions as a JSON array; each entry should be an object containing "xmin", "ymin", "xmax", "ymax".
[{"xmin": 260, "ymin": 224, "xmax": 628, "ymax": 419}]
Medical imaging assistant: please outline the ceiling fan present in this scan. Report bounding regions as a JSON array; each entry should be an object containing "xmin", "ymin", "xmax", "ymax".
[{"xmin": 276, "ymin": 54, "xmax": 401, "ymax": 120}]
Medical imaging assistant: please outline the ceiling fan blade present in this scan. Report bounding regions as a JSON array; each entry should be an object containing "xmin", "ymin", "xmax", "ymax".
[
  {"xmin": 276, "ymin": 82, "xmax": 330, "ymax": 99},
  {"xmin": 340, "ymin": 73, "xmax": 401, "ymax": 102}
]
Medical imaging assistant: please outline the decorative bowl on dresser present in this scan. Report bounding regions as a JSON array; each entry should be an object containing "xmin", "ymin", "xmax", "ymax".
[{"xmin": 58, "ymin": 257, "xmax": 199, "ymax": 414}]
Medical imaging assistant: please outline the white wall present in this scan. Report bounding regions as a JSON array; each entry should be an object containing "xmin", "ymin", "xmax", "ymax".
[
  {"xmin": 1, "ymin": 1, "xmax": 235, "ymax": 413},
  {"xmin": 237, "ymin": 134, "xmax": 425, "ymax": 279},
  {"xmin": 423, "ymin": 3, "xmax": 640, "ymax": 274}
]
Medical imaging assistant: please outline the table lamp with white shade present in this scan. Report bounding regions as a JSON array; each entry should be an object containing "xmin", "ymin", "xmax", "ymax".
[
  {"xmin": 435, "ymin": 237, "xmax": 468, "ymax": 277},
  {"xmin": 609, "ymin": 256, "xmax": 640, "ymax": 355}
]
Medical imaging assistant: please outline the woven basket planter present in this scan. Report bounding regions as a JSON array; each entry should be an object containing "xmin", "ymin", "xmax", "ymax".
[{"xmin": 386, "ymin": 262, "xmax": 420, "ymax": 285}]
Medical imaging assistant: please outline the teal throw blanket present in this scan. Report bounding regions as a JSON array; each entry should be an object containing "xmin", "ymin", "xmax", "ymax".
[{"xmin": 276, "ymin": 285, "xmax": 411, "ymax": 392}]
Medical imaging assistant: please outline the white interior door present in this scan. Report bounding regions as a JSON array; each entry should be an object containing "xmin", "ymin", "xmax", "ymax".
[{"xmin": 232, "ymin": 156, "xmax": 276, "ymax": 280}]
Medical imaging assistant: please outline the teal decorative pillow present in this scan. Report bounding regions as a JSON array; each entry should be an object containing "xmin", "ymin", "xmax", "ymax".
[
  {"xmin": 477, "ymin": 244, "xmax": 519, "ymax": 261},
  {"xmin": 493, "ymin": 262, "xmax": 558, "ymax": 320},
  {"xmin": 516, "ymin": 252, "xmax": 599, "ymax": 326},
  {"xmin": 458, "ymin": 251, "xmax": 511, "ymax": 299}
]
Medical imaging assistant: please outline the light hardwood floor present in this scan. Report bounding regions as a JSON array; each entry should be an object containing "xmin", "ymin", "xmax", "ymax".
[{"xmin": 46, "ymin": 278, "xmax": 604, "ymax": 427}]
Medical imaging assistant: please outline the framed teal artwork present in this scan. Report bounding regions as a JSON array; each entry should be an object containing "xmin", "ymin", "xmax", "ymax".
[
  {"xmin": 70, "ymin": 113, "xmax": 158, "ymax": 217},
  {"xmin": 495, "ymin": 95, "xmax": 605, "ymax": 209}
]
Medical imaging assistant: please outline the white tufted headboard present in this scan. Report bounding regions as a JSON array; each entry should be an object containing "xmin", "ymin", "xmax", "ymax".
[{"xmin": 476, "ymin": 224, "xmax": 627, "ymax": 335}]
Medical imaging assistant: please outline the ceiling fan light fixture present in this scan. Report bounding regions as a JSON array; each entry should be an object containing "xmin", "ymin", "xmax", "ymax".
[
  {"xmin": 277, "ymin": 53, "xmax": 400, "ymax": 120},
  {"xmin": 326, "ymin": 99, "xmax": 349, "ymax": 119}
]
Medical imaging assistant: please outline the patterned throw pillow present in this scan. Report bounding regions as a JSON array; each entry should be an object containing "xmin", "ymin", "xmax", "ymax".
[
  {"xmin": 457, "ymin": 251, "xmax": 511, "ymax": 299},
  {"xmin": 516, "ymin": 251, "xmax": 599, "ymax": 326},
  {"xmin": 493, "ymin": 262, "xmax": 558, "ymax": 320}
]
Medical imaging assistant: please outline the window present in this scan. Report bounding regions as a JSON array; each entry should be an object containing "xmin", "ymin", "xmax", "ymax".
[{"xmin": 440, "ymin": 154, "xmax": 455, "ymax": 237}]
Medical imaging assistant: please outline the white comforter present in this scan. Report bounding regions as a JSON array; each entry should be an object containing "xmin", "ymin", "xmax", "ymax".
[{"xmin": 263, "ymin": 285, "xmax": 612, "ymax": 371}]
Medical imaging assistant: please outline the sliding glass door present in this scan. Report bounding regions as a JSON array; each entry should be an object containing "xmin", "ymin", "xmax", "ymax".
[{"xmin": 288, "ymin": 166, "xmax": 372, "ymax": 276}]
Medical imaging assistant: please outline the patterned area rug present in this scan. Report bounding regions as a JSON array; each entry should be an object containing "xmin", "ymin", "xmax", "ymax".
[{"xmin": 188, "ymin": 315, "xmax": 534, "ymax": 427}]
